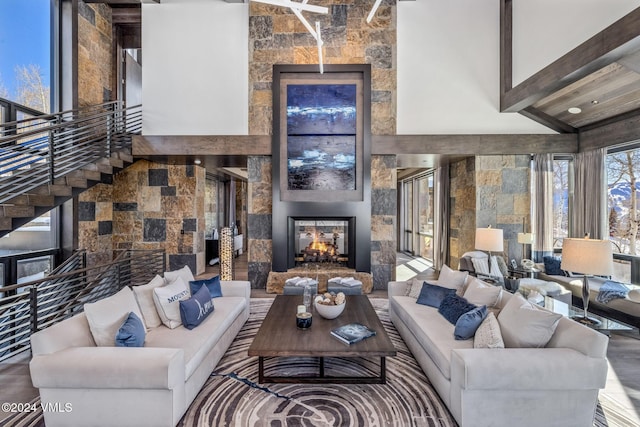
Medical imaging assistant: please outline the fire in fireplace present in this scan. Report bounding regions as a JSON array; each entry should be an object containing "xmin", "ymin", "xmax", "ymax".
[{"xmin": 293, "ymin": 220, "xmax": 349, "ymax": 267}]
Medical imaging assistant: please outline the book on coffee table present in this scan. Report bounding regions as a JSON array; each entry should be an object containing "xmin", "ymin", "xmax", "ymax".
[{"xmin": 331, "ymin": 323, "xmax": 376, "ymax": 345}]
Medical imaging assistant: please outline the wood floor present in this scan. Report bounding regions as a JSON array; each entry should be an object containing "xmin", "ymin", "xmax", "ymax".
[{"xmin": 1, "ymin": 253, "xmax": 639, "ymax": 424}]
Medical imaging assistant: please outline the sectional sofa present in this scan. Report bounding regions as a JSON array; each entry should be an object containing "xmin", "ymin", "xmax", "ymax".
[
  {"xmin": 389, "ymin": 276, "xmax": 609, "ymax": 427},
  {"xmin": 29, "ymin": 278, "xmax": 251, "ymax": 427}
]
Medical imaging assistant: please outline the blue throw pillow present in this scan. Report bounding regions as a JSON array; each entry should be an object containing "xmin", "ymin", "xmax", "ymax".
[
  {"xmin": 115, "ymin": 312, "xmax": 145, "ymax": 347},
  {"xmin": 454, "ymin": 305, "xmax": 488, "ymax": 340},
  {"xmin": 189, "ymin": 275, "xmax": 222, "ymax": 299},
  {"xmin": 180, "ymin": 284, "xmax": 214, "ymax": 330},
  {"xmin": 543, "ymin": 256, "xmax": 564, "ymax": 276},
  {"xmin": 416, "ymin": 282, "xmax": 457, "ymax": 308},
  {"xmin": 438, "ymin": 293, "xmax": 476, "ymax": 325}
]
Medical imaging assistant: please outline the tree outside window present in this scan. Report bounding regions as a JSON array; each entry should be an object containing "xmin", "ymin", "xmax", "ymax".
[
  {"xmin": 552, "ymin": 159, "xmax": 571, "ymax": 248},
  {"xmin": 608, "ymin": 149, "xmax": 640, "ymax": 255}
]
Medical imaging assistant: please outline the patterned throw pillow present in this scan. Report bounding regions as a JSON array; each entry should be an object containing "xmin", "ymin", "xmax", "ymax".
[
  {"xmin": 438, "ymin": 293, "xmax": 476, "ymax": 325},
  {"xmin": 179, "ymin": 284, "xmax": 215, "ymax": 330},
  {"xmin": 474, "ymin": 312, "xmax": 504, "ymax": 348},
  {"xmin": 153, "ymin": 277, "xmax": 190, "ymax": 329}
]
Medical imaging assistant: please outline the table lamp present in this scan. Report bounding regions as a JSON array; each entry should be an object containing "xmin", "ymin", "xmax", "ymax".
[
  {"xmin": 517, "ymin": 232, "xmax": 534, "ymax": 261},
  {"xmin": 560, "ymin": 238, "xmax": 613, "ymax": 326},
  {"xmin": 475, "ymin": 226, "xmax": 504, "ymax": 270}
]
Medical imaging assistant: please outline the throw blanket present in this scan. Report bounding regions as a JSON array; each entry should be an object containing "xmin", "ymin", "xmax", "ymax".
[{"xmin": 596, "ymin": 280, "xmax": 629, "ymax": 304}]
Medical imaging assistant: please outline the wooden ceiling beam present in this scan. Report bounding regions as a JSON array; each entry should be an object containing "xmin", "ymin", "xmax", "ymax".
[
  {"xmin": 112, "ymin": 7, "xmax": 141, "ymax": 25},
  {"xmin": 133, "ymin": 135, "xmax": 272, "ymax": 156},
  {"xmin": 501, "ymin": 7, "xmax": 640, "ymax": 113},
  {"xmin": 519, "ymin": 107, "xmax": 577, "ymax": 134},
  {"xmin": 372, "ymin": 134, "xmax": 577, "ymax": 155}
]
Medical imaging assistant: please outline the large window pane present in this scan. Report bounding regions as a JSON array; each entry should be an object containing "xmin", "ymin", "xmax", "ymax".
[
  {"xmin": 0, "ymin": 0, "xmax": 52, "ymax": 113},
  {"xmin": 403, "ymin": 181, "xmax": 413, "ymax": 253},
  {"xmin": 607, "ymin": 149, "xmax": 640, "ymax": 256},
  {"xmin": 553, "ymin": 159, "xmax": 571, "ymax": 248},
  {"xmin": 417, "ymin": 175, "xmax": 434, "ymax": 260}
]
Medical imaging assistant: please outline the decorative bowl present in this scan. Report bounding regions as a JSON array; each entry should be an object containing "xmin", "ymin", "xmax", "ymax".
[{"xmin": 314, "ymin": 300, "xmax": 346, "ymax": 319}]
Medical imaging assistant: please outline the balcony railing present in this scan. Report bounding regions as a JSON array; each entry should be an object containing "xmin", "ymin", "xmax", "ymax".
[
  {"xmin": 0, "ymin": 249, "xmax": 165, "ymax": 363},
  {"xmin": 0, "ymin": 100, "xmax": 142, "ymax": 204}
]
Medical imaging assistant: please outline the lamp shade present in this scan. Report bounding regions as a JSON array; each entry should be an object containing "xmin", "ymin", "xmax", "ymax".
[
  {"xmin": 517, "ymin": 232, "xmax": 535, "ymax": 245},
  {"xmin": 475, "ymin": 227, "xmax": 504, "ymax": 252},
  {"xmin": 560, "ymin": 238, "xmax": 613, "ymax": 276}
]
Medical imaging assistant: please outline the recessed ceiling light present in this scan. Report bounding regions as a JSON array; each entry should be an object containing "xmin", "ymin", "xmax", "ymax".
[
  {"xmin": 591, "ymin": 100, "xmax": 599, "ymax": 105},
  {"xmin": 194, "ymin": 159, "xmax": 202, "ymax": 165},
  {"xmin": 568, "ymin": 107, "xmax": 582, "ymax": 114}
]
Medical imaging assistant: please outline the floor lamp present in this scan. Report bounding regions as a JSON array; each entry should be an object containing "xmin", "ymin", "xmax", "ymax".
[
  {"xmin": 560, "ymin": 238, "xmax": 613, "ymax": 326},
  {"xmin": 475, "ymin": 226, "xmax": 504, "ymax": 272}
]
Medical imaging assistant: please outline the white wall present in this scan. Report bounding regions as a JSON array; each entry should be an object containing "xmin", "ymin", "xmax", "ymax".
[
  {"xmin": 397, "ymin": 0, "xmax": 553, "ymax": 134},
  {"xmin": 513, "ymin": 0, "xmax": 639, "ymax": 86},
  {"xmin": 142, "ymin": 0, "xmax": 248, "ymax": 135},
  {"xmin": 397, "ymin": 0, "xmax": 638, "ymax": 134}
]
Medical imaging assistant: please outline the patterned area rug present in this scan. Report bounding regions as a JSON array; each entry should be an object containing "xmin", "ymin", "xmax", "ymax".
[
  {"xmin": 178, "ymin": 298, "xmax": 456, "ymax": 427},
  {"xmin": 4, "ymin": 298, "xmax": 638, "ymax": 427}
]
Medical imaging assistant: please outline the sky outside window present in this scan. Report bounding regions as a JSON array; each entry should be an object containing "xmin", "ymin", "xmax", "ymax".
[{"xmin": 0, "ymin": 0, "xmax": 51, "ymax": 112}]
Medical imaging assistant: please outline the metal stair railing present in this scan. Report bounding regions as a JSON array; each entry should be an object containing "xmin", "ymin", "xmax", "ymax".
[
  {"xmin": 0, "ymin": 100, "xmax": 142, "ymax": 204},
  {"xmin": 0, "ymin": 249, "xmax": 165, "ymax": 362}
]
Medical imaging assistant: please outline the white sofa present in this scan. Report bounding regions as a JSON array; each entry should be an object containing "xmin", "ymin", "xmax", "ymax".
[
  {"xmin": 389, "ymin": 280, "xmax": 609, "ymax": 427},
  {"xmin": 29, "ymin": 280, "xmax": 250, "ymax": 427}
]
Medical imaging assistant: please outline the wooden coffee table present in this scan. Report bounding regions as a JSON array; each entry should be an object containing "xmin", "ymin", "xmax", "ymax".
[{"xmin": 248, "ymin": 295, "xmax": 396, "ymax": 384}]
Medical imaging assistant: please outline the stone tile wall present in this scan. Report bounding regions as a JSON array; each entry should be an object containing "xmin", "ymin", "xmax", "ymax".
[
  {"xmin": 448, "ymin": 155, "xmax": 531, "ymax": 269},
  {"xmin": 78, "ymin": 160, "xmax": 206, "ymax": 274},
  {"xmin": 247, "ymin": 156, "xmax": 273, "ymax": 288},
  {"xmin": 371, "ymin": 155, "xmax": 397, "ymax": 289},
  {"xmin": 247, "ymin": 2, "xmax": 398, "ymax": 288},
  {"xmin": 78, "ymin": 1, "xmax": 113, "ymax": 107},
  {"xmin": 248, "ymin": 1, "xmax": 396, "ymax": 135}
]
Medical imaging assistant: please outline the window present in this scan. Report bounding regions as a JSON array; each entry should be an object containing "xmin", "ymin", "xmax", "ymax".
[
  {"xmin": 607, "ymin": 146, "xmax": 640, "ymax": 283},
  {"xmin": 552, "ymin": 157, "xmax": 572, "ymax": 249},
  {"xmin": 400, "ymin": 171, "xmax": 434, "ymax": 261},
  {"xmin": 0, "ymin": 0, "xmax": 51, "ymax": 113}
]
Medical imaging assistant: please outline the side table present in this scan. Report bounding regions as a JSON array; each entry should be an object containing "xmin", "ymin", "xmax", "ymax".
[{"xmin": 508, "ymin": 267, "xmax": 538, "ymax": 279}]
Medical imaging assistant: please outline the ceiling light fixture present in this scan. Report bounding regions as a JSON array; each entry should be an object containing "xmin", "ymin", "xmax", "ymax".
[
  {"xmin": 316, "ymin": 21, "xmax": 324, "ymax": 74},
  {"xmin": 194, "ymin": 159, "xmax": 202, "ymax": 165},
  {"xmin": 366, "ymin": 0, "xmax": 383, "ymax": 23},
  {"xmin": 568, "ymin": 107, "xmax": 582, "ymax": 114},
  {"xmin": 591, "ymin": 100, "xmax": 599, "ymax": 105}
]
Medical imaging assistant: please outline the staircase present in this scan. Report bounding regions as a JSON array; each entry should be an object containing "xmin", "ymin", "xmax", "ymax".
[{"xmin": 0, "ymin": 101, "xmax": 141, "ymax": 237}]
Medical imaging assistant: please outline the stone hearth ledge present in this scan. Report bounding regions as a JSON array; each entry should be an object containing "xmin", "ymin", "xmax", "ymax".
[{"xmin": 267, "ymin": 269, "xmax": 373, "ymax": 294}]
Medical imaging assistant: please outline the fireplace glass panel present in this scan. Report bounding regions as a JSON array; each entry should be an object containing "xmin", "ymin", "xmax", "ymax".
[{"xmin": 294, "ymin": 220, "xmax": 349, "ymax": 266}]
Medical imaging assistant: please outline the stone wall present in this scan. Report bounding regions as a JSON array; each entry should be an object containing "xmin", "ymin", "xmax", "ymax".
[
  {"xmin": 248, "ymin": 1, "xmax": 396, "ymax": 136},
  {"xmin": 475, "ymin": 155, "xmax": 531, "ymax": 262},
  {"xmin": 448, "ymin": 155, "xmax": 531, "ymax": 269},
  {"xmin": 78, "ymin": 1, "xmax": 113, "ymax": 107},
  {"xmin": 371, "ymin": 155, "xmax": 397, "ymax": 289},
  {"xmin": 78, "ymin": 160, "xmax": 206, "ymax": 273},
  {"xmin": 247, "ymin": 1, "xmax": 398, "ymax": 288},
  {"xmin": 449, "ymin": 158, "xmax": 476, "ymax": 269},
  {"xmin": 247, "ymin": 156, "xmax": 272, "ymax": 288}
]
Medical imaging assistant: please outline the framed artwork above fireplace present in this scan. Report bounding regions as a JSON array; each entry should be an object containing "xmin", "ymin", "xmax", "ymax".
[
  {"xmin": 271, "ymin": 64, "xmax": 372, "ymax": 273},
  {"xmin": 276, "ymin": 70, "xmax": 366, "ymax": 202}
]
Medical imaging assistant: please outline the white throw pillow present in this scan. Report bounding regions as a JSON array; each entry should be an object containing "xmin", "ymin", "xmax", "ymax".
[
  {"xmin": 497, "ymin": 293, "xmax": 562, "ymax": 348},
  {"xmin": 84, "ymin": 286, "xmax": 146, "ymax": 347},
  {"xmin": 406, "ymin": 278, "xmax": 425, "ymax": 299},
  {"xmin": 132, "ymin": 275, "xmax": 165, "ymax": 328},
  {"xmin": 164, "ymin": 265, "xmax": 195, "ymax": 286},
  {"xmin": 471, "ymin": 257, "xmax": 491, "ymax": 276},
  {"xmin": 437, "ymin": 264, "xmax": 468, "ymax": 288},
  {"xmin": 489, "ymin": 256, "xmax": 504, "ymax": 277},
  {"xmin": 474, "ymin": 312, "xmax": 504, "ymax": 348},
  {"xmin": 153, "ymin": 277, "xmax": 190, "ymax": 329},
  {"xmin": 464, "ymin": 277, "xmax": 502, "ymax": 308}
]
